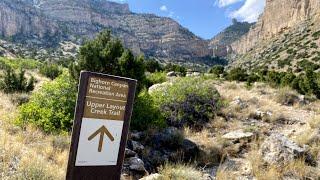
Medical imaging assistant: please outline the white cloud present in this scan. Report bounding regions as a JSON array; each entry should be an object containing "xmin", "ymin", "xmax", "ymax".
[
  {"xmin": 230, "ymin": 0, "xmax": 265, "ymax": 22},
  {"xmin": 168, "ymin": 11, "xmax": 175, "ymax": 17},
  {"xmin": 216, "ymin": 0, "xmax": 243, "ymax": 7},
  {"xmin": 160, "ymin": 5, "xmax": 168, "ymax": 11}
]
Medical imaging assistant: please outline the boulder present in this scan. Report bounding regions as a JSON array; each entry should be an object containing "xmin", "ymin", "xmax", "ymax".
[
  {"xmin": 222, "ymin": 130, "xmax": 254, "ymax": 141},
  {"xmin": 131, "ymin": 140, "xmax": 145, "ymax": 152},
  {"xmin": 142, "ymin": 150, "xmax": 169, "ymax": 172},
  {"xmin": 150, "ymin": 127, "xmax": 183, "ymax": 149},
  {"xmin": 125, "ymin": 148, "xmax": 137, "ymax": 158},
  {"xmin": 192, "ymin": 72, "xmax": 201, "ymax": 76},
  {"xmin": 181, "ymin": 139, "xmax": 199, "ymax": 160},
  {"xmin": 166, "ymin": 71, "xmax": 176, "ymax": 77},
  {"xmin": 129, "ymin": 157, "xmax": 147, "ymax": 172},
  {"xmin": 148, "ymin": 82, "xmax": 172, "ymax": 94},
  {"xmin": 260, "ymin": 133, "xmax": 306, "ymax": 165}
]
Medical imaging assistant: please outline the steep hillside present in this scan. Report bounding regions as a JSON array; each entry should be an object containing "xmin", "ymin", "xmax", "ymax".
[
  {"xmin": 230, "ymin": 0, "xmax": 320, "ymax": 72},
  {"xmin": 232, "ymin": 0, "xmax": 320, "ymax": 54},
  {"xmin": 0, "ymin": 0, "xmax": 212, "ymax": 65},
  {"xmin": 209, "ymin": 19, "xmax": 253, "ymax": 57}
]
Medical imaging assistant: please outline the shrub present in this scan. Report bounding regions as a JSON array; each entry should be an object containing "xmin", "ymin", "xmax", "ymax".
[
  {"xmin": 0, "ymin": 57, "xmax": 40, "ymax": 70},
  {"xmin": 297, "ymin": 59, "xmax": 320, "ymax": 71},
  {"xmin": 39, "ymin": 63, "xmax": 62, "ymax": 80},
  {"xmin": 312, "ymin": 30, "xmax": 320, "ymax": 39},
  {"xmin": 291, "ymin": 70, "xmax": 320, "ymax": 98},
  {"xmin": 209, "ymin": 65, "xmax": 224, "ymax": 76},
  {"xmin": 16, "ymin": 72, "xmax": 77, "ymax": 133},
  {"xmin": 150, "ymin": 78, "xmax": 220, "ymax": 130},
  {"xmin": 164, "ymin": 63, "xmax": 186, "ymax": 75},
  {"xmin": 246, "ymin": 73, "xmax": 260, "ymax": 86},
  {"xmin": 277, "ymin": 58, "xmax": 291, "ymax": 68},
  {"xmin": 310, "ymin": 42, "xmax": 318, "ymax": 49},
  {"xmin": 0, "ymin": 68, "xmax": 35, "ymax": 93},
  {"xmin": 276, "ymin": 87, "xmax": 300, "ymax": 106},
  {"xmin": 226, "ymin": 67, "xmax": 248, "ymax": 82},
  {"xmin": 145, "ymin": 58, "xmax": 163, "ymax": 73},
  {"xmin": 280, "ymin": 72, "xmax": 296, "ymax": 87},
  {"xmin": 146, "ymin": 72, "xmax": 167, "ymax": 87},
  {"xmin": 265, "ymin": 71, "xmax": 285, "ymax": 87},
  {"xmin": 131, "ymin": 89, "xmax": 166, "ymax": 131}
]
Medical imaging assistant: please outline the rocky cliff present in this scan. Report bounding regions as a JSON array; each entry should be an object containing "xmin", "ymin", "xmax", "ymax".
[
  {"xmin": 0, "ymin": 0, "xmax": 212, "ymax": 64},
  {"xmin": 0, "ymin": 0, "xmax": 60, "ymax": 45},
  {"xmin": 232, "ymin": 0, "xmax": 320, "ymax": 54},
  {"xmin": 209, "ymin": 19, "xmax": 253, "ymax": 57},
  {"xmin": 230, "ymin": 0, "xmax": 320, "ymax": 72}
]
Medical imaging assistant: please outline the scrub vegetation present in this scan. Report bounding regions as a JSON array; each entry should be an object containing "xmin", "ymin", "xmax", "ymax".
[{"xmin": 0, "ymin": 30, "xmax": 319, "ymax": 180}]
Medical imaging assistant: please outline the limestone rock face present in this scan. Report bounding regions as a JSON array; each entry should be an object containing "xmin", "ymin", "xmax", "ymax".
[
  {"xmin": 0, "ymin": 0, "xmax": 60, "ymax": 45},
  {"xmin": 232, "ymin": 0, "xmax": 320, "ymax": 54},
  {"xmin": 0, "ymin": 0, "xmax": 212, "ymax": 63}
]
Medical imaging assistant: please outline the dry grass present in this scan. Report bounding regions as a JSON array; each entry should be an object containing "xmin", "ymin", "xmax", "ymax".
[
  {"xmin": 275, "ymin": 87, "xmax": 300, "ymax": 106},
  {"xmin": 0, "ymin": 83, "xmax": 68, "ymax": 180},
  {"xmin": 215, "ymin": 170, "xmax": 237, "ymax": 180},
  {"xmin": 157, "ymin": 163, "xmax": 204, "ymax": 180}
]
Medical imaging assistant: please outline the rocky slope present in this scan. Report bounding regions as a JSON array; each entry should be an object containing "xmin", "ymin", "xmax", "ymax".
[
  {"xmin": 229, "ymin": 0, "xmax": 320, "ymax": 72},
  {"xmin": 0, "ymin": 0, "xmax": 212, "ymax": 65},
  {"xmin": 232, "ymin": 0, "xmax": 320, "ymax": 54}
]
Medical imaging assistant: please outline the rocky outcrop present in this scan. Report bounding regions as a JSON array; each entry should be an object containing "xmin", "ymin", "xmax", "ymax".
[
  {"xmin": 209, "ymin": 19, "xmax": 253, "ymax": 57},
  {"xmin": 0, "ymin": 0, "xmax": 212, "ymax": 64},
  {"xmin": 232, "ymin": 0, "xmax": 320, "ymax": 54},
  {"xmin": 260, "ymin": 133, "xmax": 307, "ymax": 166}
]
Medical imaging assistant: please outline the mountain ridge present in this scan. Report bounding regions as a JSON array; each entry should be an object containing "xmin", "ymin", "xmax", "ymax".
[{"xmin": 0, "ymin": 0, "xmax": 214, "ymax": 65}]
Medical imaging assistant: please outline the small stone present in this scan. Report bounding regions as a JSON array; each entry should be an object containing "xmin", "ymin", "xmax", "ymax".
[
  {"xmin": 129, "ymin": 157, "xmax": 146, "ymax": 172},
  {"xmin": 232, "ymin": 97, "xmax": 248, "ymax": 109},
  {"xmin": 222, "ymin": 130, "xmax": 254, "ymax": 140},
  {"xmin": 125, "ymin": 148, "xmax": 137, "ymax": 157}
]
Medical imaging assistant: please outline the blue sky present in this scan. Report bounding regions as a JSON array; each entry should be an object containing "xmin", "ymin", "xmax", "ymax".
[{"xmin": 110, "ymin": 0, "xmax": 265, "ymax": 40}]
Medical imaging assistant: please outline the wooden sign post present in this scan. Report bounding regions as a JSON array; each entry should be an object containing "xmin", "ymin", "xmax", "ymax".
[{"xmin": 66, "ymin": 71, "xmax": 137, "ymax": 180}]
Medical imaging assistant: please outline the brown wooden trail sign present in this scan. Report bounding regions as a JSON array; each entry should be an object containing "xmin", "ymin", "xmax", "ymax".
[{"xmin": 66, "ymin": 71, "xmax": 137, "ymax": 180}]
